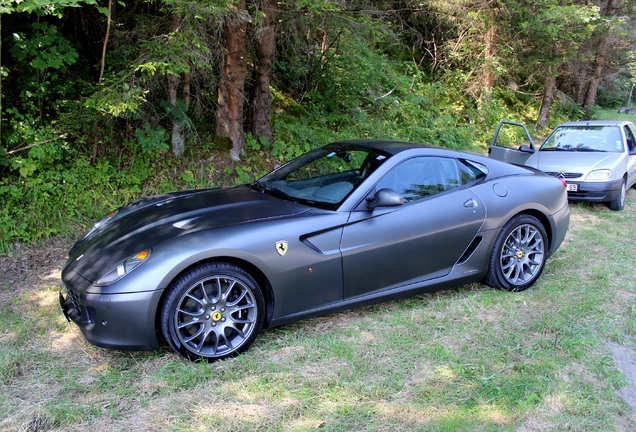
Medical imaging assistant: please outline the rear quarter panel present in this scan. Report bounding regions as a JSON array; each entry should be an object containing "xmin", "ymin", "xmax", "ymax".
[{"xmin": 469, "ymin": 173, "xmax": 569, "ymax": 255}]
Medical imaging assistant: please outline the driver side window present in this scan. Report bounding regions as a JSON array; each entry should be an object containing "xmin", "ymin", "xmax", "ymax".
[{"xmin": 376, "ymin": 157, "xmax": 460, "ymax": 202}]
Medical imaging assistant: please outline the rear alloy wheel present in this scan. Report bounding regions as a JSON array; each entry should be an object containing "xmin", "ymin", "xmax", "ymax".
[
  {"xmin": 161, "ymin": 262, "xmax": 264, "ymax": 361},
  {"xmin": 486, "ymin": 214, "xmax": 547, "ymax": 292},
  {"xmin": 609, "ymin": 179, "xmax": 626, "ymax": 211}
]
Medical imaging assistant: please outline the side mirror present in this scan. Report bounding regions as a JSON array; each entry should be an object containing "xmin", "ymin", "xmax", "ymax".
[
  {"xmin": 366, "ymin": 188, "xmax": 404, "ymax": 210},
  {"xmin": 518, "ymin": 144, "xmax": 535, "ymax": 153}
]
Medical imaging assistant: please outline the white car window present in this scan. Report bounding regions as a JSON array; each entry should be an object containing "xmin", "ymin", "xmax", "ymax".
[{"xmin": 624, "ymin": 125, "xmax": 636, "ymax": 153}]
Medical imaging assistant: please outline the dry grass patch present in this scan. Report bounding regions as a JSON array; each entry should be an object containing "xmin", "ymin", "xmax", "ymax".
[{"xmin": 2, "ymin": 195, "xmax": 636, "ymax": 430}]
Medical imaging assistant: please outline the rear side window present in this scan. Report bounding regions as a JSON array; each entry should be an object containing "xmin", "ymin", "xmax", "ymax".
[
  {"xmin": 624, "ymin": 125, "xmax": 636, "ymax": 152},
  {"xmin": 459, "ymin": 159, "xmax": 487, "ymax": 184}
]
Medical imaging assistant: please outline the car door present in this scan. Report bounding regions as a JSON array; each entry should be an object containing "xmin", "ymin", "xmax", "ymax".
[
  {"xmin": 488, "ymin": 121, "xmax": 536, "ymax": 165},
  {"xmin": 624, "ymin": 124, "xmax": 636, "ymax": 188},
  {"xmin": 340, "ymin": 156, "xmax": 486, "ymax": 300}
]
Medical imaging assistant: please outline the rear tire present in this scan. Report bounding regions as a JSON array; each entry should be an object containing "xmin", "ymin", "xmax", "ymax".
[
  {"xmin": 485, "ymin": 214, "xmax": 547, "ymax": 292},
  {"xmin": 160, "ymin": 262, "xmax": 264, "ymax": 362}
]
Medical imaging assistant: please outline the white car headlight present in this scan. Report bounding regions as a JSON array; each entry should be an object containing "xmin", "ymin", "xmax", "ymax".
[
  {"xmin": 585, "ymin": 169, "xmax": 612, "ymax": 181},
  {"xmin": 95, "ymin": 249, "xmax": 151, "ymax": 286}
]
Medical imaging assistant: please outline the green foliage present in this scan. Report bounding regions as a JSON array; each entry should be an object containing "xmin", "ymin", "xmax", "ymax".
[
  {"xmin": 8, "ymin": 22, "xmax": 80, "ymax": 120},
  {"xmin": 596, "ymin": 75, "xmax": 634, "ymax": 108},
  {"xmin": 10, "ymin": 22, "xmax": 78, "ymax": 71},
  {"xmin": 549, "ymin": 98, "xmax": 585, "ymax": 126},
  {"xmin": 1, "ymin": 0, "xmax": 634, "ymax": 251},
  {"xmin": 514, "ymin": 2, "xmax": 599, "ymax": 69},
  {"xmin": 0, "ymin": 0, "xmax": 97, "ymax": 16},
  {"xmin": 0, "ymin": 121, "xmax": 171, "ymax": 250},
  {"xmin": 135, "ymin": 124, "xmax": 169, "ymax": 154},
  {"xmin": 85, "ymin": 82, "xmax": 148, "ymax": 118},
  {"xmin": 232, "ymin": 134, "xmax": 276, "ymax": 184}
]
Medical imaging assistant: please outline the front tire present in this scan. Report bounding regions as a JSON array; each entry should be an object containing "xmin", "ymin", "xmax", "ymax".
[
  {"xmin": 609, "ymin": 178, "xmax": 626, "ymax": 211},
  {"xmin": 485, "ymin": 214, "xmax": 547, "ymax": 292},
  {"xmin": 161, "ymin": 262, "xmax": 265, "ymax": 362}
]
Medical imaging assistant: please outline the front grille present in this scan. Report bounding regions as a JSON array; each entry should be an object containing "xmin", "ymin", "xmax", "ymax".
[
  {"xmin": 546, "ymin": 172, "xmax": 583, "ymax": 179},
  {"xmin": 64, "ymin": 288, "xmax": 83, "ymax": 319}
]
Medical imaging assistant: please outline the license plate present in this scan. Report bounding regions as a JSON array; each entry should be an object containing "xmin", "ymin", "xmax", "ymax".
[{"xmin": 567, "ymin": 183, "xmax": 578, "ymax": 192}]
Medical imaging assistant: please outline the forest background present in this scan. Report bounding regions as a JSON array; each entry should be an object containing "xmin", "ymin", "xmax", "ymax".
[{"xmin": 1, "ymin": 0, "xmax": 635, "ymax": 252}]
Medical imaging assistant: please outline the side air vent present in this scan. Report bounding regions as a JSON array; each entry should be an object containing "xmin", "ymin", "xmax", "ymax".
[{"xmin": 457, "ymin": 236, "xmax": 483, "ymax": 264}]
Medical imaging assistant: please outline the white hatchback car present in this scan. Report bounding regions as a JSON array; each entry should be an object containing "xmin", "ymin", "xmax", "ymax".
[{"xmin": 489, "ymin": 120, "xmax": 636, "ymax": 210}]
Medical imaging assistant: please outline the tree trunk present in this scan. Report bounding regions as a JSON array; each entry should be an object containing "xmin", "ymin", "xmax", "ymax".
[
  {"xmin": 537, "ymin": 73, "xmax": 557, "ymax": 129},
  {"xmin": 483, "ymin": 16, "xmax": 496, "ymax": 95},
  {"xmin": 216, "ymin": 2, "xmax": 248, "ymax": 161},
  {"xmin": 248, "ymin": 0, "xmax": 276, "ymax": 145},
  {"xmin": 168, "ymin": 73, "xmax": 185, "ymax": 157},
  {"xmin": 99, "ymin": 0, "xmax": 112, "ymax": 84},
  {"xmin": 182, "ymin": 72, "xmax": 190, "ymax": 109},
  {"xmin": 583, "ymin": 0, "xmax": 619, "ymax": 118},
  {"xmin": 169, "ymin": 16, "xmax": 186, "ymax": 157},
  {"xmin": 574, "ymin": 62, "xmax": 589, "ymax": 105},
  {"xmin": 583, "ymin": 48, "xmax": 605, "ymax": 118}
]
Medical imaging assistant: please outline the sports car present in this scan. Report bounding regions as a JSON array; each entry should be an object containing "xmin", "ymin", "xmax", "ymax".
[
  {"xmin": 60, "ymin": 139, "xmax": 570, "ymax": 361},
  {"xmin": 489, "ymin": 120, "xmax": 636, "ymax": 210}
]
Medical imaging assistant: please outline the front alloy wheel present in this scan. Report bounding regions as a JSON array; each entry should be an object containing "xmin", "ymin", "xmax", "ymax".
[
  {"xmin": 485, "ymin": 214, "xmax": 547, "ymax": 292},
  {"xmin": 161, "ymin": 262, "xmax": 264, "ymax": 361}
]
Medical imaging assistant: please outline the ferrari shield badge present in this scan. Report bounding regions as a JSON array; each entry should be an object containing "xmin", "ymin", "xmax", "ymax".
[{"xmin": 276, "ymin": 241, "xmax": 288, "ymax": 256}]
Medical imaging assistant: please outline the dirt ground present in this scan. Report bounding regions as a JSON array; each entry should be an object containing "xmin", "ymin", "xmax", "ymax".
[{"xmin": 0, "ymin": 237, "xmax": 71, "ymax": 304}]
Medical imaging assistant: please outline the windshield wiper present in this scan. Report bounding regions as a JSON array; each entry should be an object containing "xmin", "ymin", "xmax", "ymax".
[
  {"xmin": 572, "ymin": 147, "xmax": 597, "ymax": 152},
  {"xmin": 250, "ymin": 181, "xmax": 295, "ymax": 201},
  {"xmin": 250, "ymin": 181, "xmax": 265, "ymax": 192}
]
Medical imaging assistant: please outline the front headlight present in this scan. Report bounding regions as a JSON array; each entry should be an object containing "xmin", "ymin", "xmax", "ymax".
[
  {"xmin": 585, "ymin": 169, "xmax": 612, "ymax": 181},
  {"xmin": 95, "ymin": 249, "xmax": 151, "ymax": 287}
]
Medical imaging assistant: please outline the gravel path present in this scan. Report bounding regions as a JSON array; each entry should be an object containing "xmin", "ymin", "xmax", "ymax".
[{"xmin": 609, "ymin": 342, "xmax": 636, "ymax": 411}]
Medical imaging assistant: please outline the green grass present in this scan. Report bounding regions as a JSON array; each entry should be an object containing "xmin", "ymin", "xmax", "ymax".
[
  {"xmin": 1, "ymin": 193, "xmax": 636, "ymax": 430},
  {"xmin": 593, "ymin": 107, "xmax": 636, "ymax": 122}
]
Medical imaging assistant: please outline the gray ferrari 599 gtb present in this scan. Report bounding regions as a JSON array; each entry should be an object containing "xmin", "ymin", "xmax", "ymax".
[{"xmin": 60, "ymin": 139, "xmax": 570, "ymax": 361}]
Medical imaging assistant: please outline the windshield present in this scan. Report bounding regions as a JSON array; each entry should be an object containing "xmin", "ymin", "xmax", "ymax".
[
  {"xmin": 540, "ymin": 125, "xmax": 623, "ymax": 153},
  {"xmin": 252, "ymin": 144, "xmax": 390, "ymax": 210}
]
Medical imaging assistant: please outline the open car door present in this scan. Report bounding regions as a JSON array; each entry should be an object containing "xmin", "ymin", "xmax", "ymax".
[{"xmin": 488, "ymin": 121, "xmax": 536, "ymax": 166}]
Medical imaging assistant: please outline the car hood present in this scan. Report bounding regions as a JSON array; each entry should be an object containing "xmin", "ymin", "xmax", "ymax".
[
  {"xmin": 530, "ymin": 151, "xmax": 622, "ymax": 174},
  {"xmin": 64, "ymin": 185, "xmax": 310, "ymax": 283}
]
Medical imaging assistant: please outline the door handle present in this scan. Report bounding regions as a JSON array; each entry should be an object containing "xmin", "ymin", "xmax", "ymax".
[{"xmin": 464, "ymin": 198, "xmax": 478, "ymax": 208}]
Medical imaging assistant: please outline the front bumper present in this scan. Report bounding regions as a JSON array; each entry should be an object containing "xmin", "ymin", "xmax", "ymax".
[
  {"xmin": 59, "ymin": 286, "xmax": 163, "ymax": 350},
  {"xmin": 565, "ymin": 178, "xmax": 623, "ymax": 203},
  {"xmin": 548, "ymin": 200, "xmax": 570, "ymax": 257}
]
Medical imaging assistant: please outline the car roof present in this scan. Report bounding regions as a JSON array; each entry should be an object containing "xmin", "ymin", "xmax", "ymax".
[
  {"xmin": 330, "ymin": 139, "xmax": 534, "ymax": 179},
  {"xmin": 332, "ymin": 139, "xmax": 438, "ymax": 155},
  {"xmin": 557, "ymin": 120, "xmax": 635, "ymax": 128}
]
